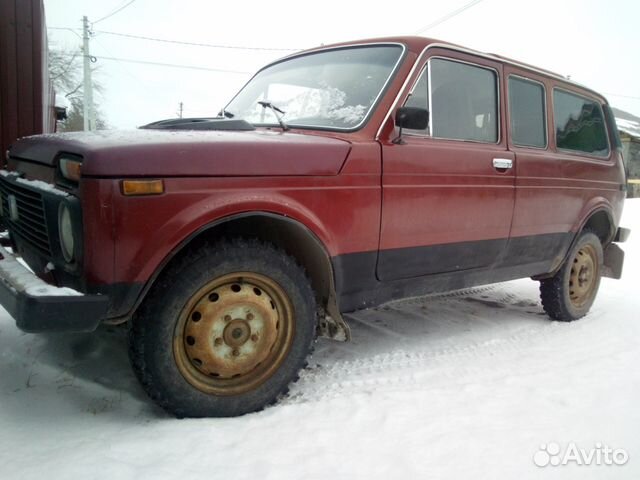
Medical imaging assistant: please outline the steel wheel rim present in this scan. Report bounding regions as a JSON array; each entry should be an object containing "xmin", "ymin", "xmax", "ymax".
[
  {"xmin": 568, "ymin": 244, "xmax": 598, "ymax": 308},
  {"xmin": 174, "ymin": 272, "xmax": 295, "ymax": 396}
]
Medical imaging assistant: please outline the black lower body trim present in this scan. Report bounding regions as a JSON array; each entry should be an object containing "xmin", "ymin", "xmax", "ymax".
[
  {"xmin": 333, "ymin": 232, "xmax": 574, "ymax": 313},
  {"xmin": 377, "ymin": 237, "xmax": 508, "ymax": 281}
]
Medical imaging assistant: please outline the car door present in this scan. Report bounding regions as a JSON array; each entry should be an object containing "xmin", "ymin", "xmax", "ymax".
[
  {"xmin": 500, "ymin": 69, "xmax": 570, "ymax": 269},
  {"xmin": 502, "ymin": 66, "xmax": 617, "ymax": 272},
  {"xmin": 377, "ymin": 50, "xmax": 515, "ymax": 281}
]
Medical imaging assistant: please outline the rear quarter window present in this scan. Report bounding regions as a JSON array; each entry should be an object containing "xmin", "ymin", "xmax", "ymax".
[{"xmin": 553, "ymin": 89, "xmax": 609, "ymax": 157}]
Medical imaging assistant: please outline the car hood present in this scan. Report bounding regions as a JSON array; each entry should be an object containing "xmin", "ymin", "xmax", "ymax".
[{"xmin": 8, "ymin": 129, "xmax": 352, "ymax": 177}]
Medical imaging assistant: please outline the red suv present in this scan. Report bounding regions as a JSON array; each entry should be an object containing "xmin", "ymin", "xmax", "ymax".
[{"xmin": 0, "ymin": 36, "xmax": 629, "ymax": 417}]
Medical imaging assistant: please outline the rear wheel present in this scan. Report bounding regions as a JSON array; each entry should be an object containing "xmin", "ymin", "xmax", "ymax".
[
  {"xmin": 539, "ymin": 231, "xmax": 603, "ymax": 321},
  {"xmin": 129, "ymin": 239, "xmax": 316, "ymax": 417}
]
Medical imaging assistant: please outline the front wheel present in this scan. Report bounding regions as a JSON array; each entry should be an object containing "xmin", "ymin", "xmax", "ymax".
[
  {"xmin": 539, "ymin": 230, "xmax": 603, "ymax": 321},
  {"xmin": 129, "ymin": 240, "xmax": 317, "ymax": 417}
]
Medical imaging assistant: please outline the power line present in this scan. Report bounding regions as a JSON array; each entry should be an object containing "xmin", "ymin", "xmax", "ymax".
[
  {"xmin": 94, "ymin": 30, "xmax": 301, "ymax": 52},
  {"xmin": 48, "ymin": 26, "xmax": 83, "ymax": 40},
  {"xmin": 93, "ymin": 0, "xmax": 137, "ymax": 25},
  {"xmin": 59, "ymin": 53, "xmax": 252, "ymax": 74},
  {"xmin": 47, "ymin": 26, "xmax": 299, "ymax": 52},
  {"xmin": 415, "ymin": 0, "xmax": 486, "ymax": 34},
  {"xmin": 91, "ymin": 34, "xmax": 151, "ymax": 87},
  {"xmin": 96, "ymin": 55, "xmax": 252, "ymax": 74}
]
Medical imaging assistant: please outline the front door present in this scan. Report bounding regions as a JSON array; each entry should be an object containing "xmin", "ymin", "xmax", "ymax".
[{"xmin": 377, "ymin": 51, "xmax": 515, "ymax": 281}]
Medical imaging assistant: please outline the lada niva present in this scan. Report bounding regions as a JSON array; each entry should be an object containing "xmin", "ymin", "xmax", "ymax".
[{"xmin": 0, "ymin": 36, "xmax": 629, "ymax": 417}]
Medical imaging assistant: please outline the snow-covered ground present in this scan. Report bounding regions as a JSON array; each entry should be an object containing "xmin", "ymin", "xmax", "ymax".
[{"xmin": 1, "ymin": 202, "xmax": 639, "ymax": 480}]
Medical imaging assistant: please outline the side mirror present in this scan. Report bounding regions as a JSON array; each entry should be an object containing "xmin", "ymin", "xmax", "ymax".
[
  {"xmin": 396, "ymin": 106, "xmax": 429, "ymax": 130},
  {"xmin": 393, "ymin": 107, "xmax": 429, "ymax": 144}
]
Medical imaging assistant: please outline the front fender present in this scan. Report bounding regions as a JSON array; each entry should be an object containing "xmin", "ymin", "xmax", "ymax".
[{"xmin": 112, "ymin": 179, "xmax": 338, "ymax": 285}]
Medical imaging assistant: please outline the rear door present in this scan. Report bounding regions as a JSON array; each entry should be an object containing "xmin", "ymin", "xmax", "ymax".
[
  {"xmin": 377, "ymin": 50, "xmax": 515, "ymax": 281},
  {"xmin": 502, "ymin": 66, "xmax": 617, "ymax": 271}
]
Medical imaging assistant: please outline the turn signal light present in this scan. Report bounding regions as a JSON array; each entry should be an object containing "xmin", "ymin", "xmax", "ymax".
[
  {"xmin": 121, "ymin": 179, "xmax": 164, "ymax": 196},
  {"xmin": 59, "ymin": 157, "xmax": 82, "ymax": 182}
]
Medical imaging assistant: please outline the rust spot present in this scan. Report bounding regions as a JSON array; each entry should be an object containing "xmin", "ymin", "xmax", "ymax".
[{"xmin": 173, "ymin": 273, "xmax": 295, "ymax": 395}]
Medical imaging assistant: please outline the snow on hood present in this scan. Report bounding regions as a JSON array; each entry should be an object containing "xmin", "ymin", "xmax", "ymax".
[{"xmin": 9, "ymin": 129, "xmax": 352, "ymax": 177}]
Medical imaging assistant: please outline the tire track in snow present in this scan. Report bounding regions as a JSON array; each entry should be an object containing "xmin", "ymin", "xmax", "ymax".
[
  {"xmin": 383, "ymin": 285, "xmax": 498, "ymax": 307},
  {"xmin": 283, "ymin": 282, "xmax": 600, "ymax": 405},
  {"xmin": 283, "ymin": 323, "xmax": 560, "ymax": 404}
]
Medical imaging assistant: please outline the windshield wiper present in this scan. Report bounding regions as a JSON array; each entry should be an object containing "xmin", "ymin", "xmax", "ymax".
[
  {"xmin": 218, "ymin": 109, "xmax": 234, "ymax": 118},
  {"xmin": 258, "ymin": 101, "xmax": 289, "ymax": 131}
]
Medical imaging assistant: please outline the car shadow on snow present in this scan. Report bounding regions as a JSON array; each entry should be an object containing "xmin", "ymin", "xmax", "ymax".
[
  {"xmin": 38, "ymin": 324, "xmax": 144, "ymax": 394},
  {"xmin": 13, "ymin": 324, "xmax": 168, "ymax": 419}
]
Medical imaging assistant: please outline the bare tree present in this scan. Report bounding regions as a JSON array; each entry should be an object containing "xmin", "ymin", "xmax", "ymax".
[{"xmin": 49, "ymin": 46, "xmax": 108, "ymax": 131}]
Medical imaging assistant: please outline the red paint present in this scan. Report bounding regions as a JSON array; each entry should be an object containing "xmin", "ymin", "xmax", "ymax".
[{"xmin": 108, "ymin": 146, "xmax": 382, "ymax": 284}]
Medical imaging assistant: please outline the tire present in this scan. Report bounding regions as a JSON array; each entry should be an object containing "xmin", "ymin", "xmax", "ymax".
[
  {"xmin": 129, "ymin": 239, "xmax": 317, "ymax": 418},
  {"xmin": 539, "ymin": 230, "xmax": 603, "ymax": 321}
]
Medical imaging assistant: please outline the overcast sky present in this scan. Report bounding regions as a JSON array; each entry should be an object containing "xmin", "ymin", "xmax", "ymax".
[{"xmin": 44, "ymin": 0, "xmax": 640, "ymax": 129}]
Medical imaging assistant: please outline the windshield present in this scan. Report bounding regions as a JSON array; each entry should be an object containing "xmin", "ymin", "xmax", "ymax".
[{"xmin": 224, "ymin": 45, "xmax": 404, "ymax": 131}]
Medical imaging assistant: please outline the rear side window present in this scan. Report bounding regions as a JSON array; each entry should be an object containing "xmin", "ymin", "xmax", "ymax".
[
  {"xmin": 553, "ymin": 89, "xmax": 609, "ymax": 157},
  {"xmin": 430, "ymin": 59, "xmax": 498, "ymax": 143},
  {"xmin": 508, "ymin": 77, "xmax": 546, "ymax": 148}
]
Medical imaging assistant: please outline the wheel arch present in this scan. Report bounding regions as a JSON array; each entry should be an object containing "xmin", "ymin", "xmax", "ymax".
[
  {"xmin": 576, "ymin": 202, "xmax": 616, "ymax": 246},
  {"xmin": 536, "ymin": 203, "xmax": 616, "ymax": 281},
  {"xmin": 127, "ymin": 212, "xmax": 350, "ymax": 340},
  {"xmin": 581, "ymin": 209, "xmax": 615, "ymax": 245}
]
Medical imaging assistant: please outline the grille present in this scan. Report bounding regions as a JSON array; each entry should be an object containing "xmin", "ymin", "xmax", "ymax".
[{"xmin": 0, "ymin": 176, "xmax": 52, "ymax": 256}]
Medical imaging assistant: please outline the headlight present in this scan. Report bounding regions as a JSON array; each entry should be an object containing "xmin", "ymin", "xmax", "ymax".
[
  {"xmin": 58, "ymin": 156, "xmax": 82, "ymax": 182},
  {"xmin": 59, "ymin": 202, "xmax": 75, "ymax": 262}
]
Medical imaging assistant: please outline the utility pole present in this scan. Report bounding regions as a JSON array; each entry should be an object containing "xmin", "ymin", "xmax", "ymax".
[
  {"xmin": 82, "ymin": 16, "xmax": 95, "ymax": 131},
  {"xmin": 178, "ymin": 102, "xmax": 184, "ymax": 118}
]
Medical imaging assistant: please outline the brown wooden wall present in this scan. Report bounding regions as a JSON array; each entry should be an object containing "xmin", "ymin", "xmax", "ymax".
[{"xmin": 0, "ymin": 0, "xmax": 54, "ymax": 162}]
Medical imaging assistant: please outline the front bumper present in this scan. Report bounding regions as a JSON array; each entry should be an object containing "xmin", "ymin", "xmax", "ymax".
[{"xmin": 0, "ymin": 245, "xmax": 108, "ymax": 333}]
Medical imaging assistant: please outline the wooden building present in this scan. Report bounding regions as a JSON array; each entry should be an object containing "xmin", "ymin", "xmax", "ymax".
[{"xmin": 0, "ymin": 0, "xmax": 57, "ymax": 161}]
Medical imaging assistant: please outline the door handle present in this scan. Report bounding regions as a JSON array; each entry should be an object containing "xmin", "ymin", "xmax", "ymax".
[{"xmin": 492, "ymin": 158, "xmax": 513, "ymax": 170}]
